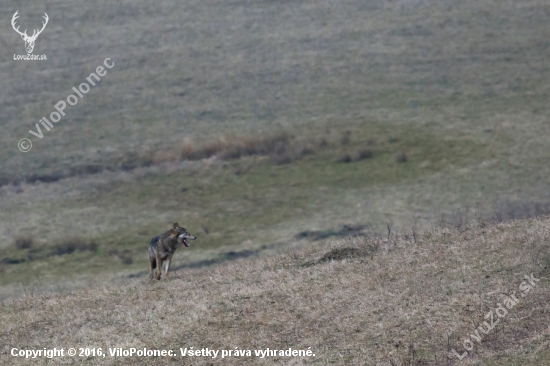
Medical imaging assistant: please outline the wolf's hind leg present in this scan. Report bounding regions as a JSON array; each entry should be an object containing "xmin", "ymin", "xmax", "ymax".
[{"xmin": 149, "ymin": 258, "xmax": 156, "ymax": 279}]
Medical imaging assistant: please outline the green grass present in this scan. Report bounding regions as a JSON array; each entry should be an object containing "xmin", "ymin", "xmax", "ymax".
[{"xmin": 0, "ymin": 122, "xmax": 487, "ymax": 289}]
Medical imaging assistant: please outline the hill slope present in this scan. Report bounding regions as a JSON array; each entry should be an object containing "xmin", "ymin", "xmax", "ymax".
[
  {"xmin": 2, "ymin": 0, "xmax": 550, "ymax": 302},
  {"xmin": 1, "ymin": 216, "xmax": 549, "ymax": 365}
]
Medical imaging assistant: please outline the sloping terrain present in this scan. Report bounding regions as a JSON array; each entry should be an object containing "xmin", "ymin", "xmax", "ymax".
[
  {"xmin": 1, "ymin": 216, "xmax": 548, "ymax": 365},
  {"xmin": 1, "ymin": 0, "xmax": 550, "ymax": 301}
]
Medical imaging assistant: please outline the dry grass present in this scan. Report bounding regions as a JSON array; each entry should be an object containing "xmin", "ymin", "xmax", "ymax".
[
  {"xmin": 8, "ymin": 132, "xmax": 319, "ymax": 184},
  {"xmin": 1, "ymin": 217, "xmax": 548, "ymax": 365},
  {"xmin": 179, "ymin": 133, "xmax": 293, "ymax": 162},
  {"xmin": 1, "ymin": 1, "xmax": 550, "ymax": 362}
]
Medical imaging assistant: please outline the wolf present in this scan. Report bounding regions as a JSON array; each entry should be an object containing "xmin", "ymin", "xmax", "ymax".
[{"xmin": 149, "ymin": 223, "xmax": 196, "ymax": 280}]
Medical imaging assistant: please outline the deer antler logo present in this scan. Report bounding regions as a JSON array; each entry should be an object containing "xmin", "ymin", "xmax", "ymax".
[{"xmin": 11, "ymin": 11, "xmax": 49, "ymax": 54}]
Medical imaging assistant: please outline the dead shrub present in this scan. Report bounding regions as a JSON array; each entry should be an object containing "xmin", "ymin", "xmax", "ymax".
[
  {"xmin": 180, "ymin": 139, "xmax": 196, "ymax": 160},
  {"xmin": 180, "ymin": 133, "xmax": 292, "ymax": 162},
  {"xmin": 202, "ymin": 138, "xmax": 228, "ymax": 159},
  {"xmin": 153, "ymin": 150, "xmax": 178, "ymax": 164}
]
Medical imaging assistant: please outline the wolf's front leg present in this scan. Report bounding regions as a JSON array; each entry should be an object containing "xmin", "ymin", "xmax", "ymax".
[{"xmin": 164, "ymin": 258, "xmax": 172, "ymax": 279}]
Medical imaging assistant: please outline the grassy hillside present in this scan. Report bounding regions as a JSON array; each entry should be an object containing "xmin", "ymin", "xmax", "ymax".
[
  {"xmin": 1, "ymin": 0, "xmax": 550, "ymax": 306},
  {"xmin": 1, "ymin": 217, "xmax": 549, "ymax": 365}
]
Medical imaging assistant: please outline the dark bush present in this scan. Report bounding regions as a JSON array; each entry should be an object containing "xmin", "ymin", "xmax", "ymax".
[
  {"xmin": 357, "ymin": 149, "xmax": 373, "ymax": 160},
  {"xmin": 396, "ymin": 151, "xmax": 408, "ymax": 163},
  {"xmin": 341, "ymin": 131, "xmax": 351, "ymax": 145},
  {"xmin": 51, "ymin": 238, "xmax": 98, "ymax": 256},
  {"xmin": 14, "ymin": 237, "xmax": 33, "ymax": 250},
  {"xmin": 337, "ymin": 154, "xmax": 352, "ymax": 163},
  {"xmin": 108, "ymin": 249, "xmax": 133, "ymax": 265}
]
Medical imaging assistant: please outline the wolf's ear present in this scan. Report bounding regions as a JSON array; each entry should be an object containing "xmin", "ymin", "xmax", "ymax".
[{"xmin": 173, "ymin": 222, "xmax": 180, "ymax": 229}]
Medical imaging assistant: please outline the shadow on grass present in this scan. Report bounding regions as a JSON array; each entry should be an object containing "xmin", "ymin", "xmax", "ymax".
[
  {"xmin": 294, "ymin": 224, "xmax": 366, "ymax": 241},
  {"xmin": 127, "ymin": 243, "xmax": 278, "ymax": 278}
]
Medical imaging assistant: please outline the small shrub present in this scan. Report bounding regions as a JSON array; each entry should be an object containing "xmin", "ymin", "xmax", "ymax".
[
  {"xmin": 1, "ymin": 257, "xmax": 25, "ymax": 264},
  {"xmin": 396, "ymin": 151, "xmax": 408, "ymax": 163},
  {"xmin": 82, "ymin": 165, "xmax": 103, "ymax": 175},
  {"xmin": 319, "ymin": 247, "xmax": 362, "ymax": 262},
  {"xmin": 272, "ymin": 140, "xmax": 287, "ymax": 156},
  {"xmin": 120, "ymin": 251, "xmax": 133, "ymax": 265},
  {"xmin": 299, "ymin": 146, "xmax": 315, "ymax": 157},
  {"xmin": 86, "ymin": 241, "xmax": 99, "ymax": 253},
  {"xmin": 108, "ymin": 249, "xmax": 133, "ymax": 264},
  {"xmin": 180, "ymin": 139, "xmax": 196, "ymax": 160},
  {"xmin": 51, "ymin": 238, "xmax": 98, "ymax": 256},
  {"xmin": 14, "ymin": 237, "xmax": 33, "ymax": 250},
  {"xmin": 341, "ymin": 130, "xmax": 351, "ymax": 145},
  {"xmin": 53, "ymin": 242, "xmax": 76, "ymax": 256},
  {"xmin": 357, "ymin": 149, "xmax": 373, "ymax": 160},
  {"xmin": 388, "ymin": 136, "xmax": 400, "ymax": 143},
  {"xmin": 337, "ymin": 154, "xmax": 352, "ymax": 163},
  {"xmin": 272, "ymin": 154, "xmax": 293, "ymax": 165},
  {"xmin": 27, "ymin": 251, "xmax": 40, "ymax": 261}
]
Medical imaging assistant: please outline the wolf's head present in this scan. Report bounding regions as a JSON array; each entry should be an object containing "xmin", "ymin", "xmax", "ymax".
[{"xmin": 172, "ymin": 223, "xmax": 196, "ymax": 247}]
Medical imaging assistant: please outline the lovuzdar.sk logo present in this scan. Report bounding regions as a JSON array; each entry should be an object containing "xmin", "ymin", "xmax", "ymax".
[{"xmin": 12, "ymin": 10, "xmax": 48, "ymax": 60}]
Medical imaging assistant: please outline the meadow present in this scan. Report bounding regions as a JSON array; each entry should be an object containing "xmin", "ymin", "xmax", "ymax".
[
  {"xmin": 0, "ymin": 0, "xmax": 549, "ymax": 363},
  {"xmin": 2, "ymin": 216, "xmax": 549, "ymax": 365}
]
